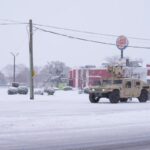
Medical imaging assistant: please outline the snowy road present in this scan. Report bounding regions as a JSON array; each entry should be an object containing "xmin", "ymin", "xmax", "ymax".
[{"xmin": 0, "ymin": 89, "xmax": 150, "ymax": 150}]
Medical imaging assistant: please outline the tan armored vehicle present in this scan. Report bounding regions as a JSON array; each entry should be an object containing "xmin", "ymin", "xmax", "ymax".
[{"xmin": 89, "ymin": 66, "xmax": 150, "ymax": 103}]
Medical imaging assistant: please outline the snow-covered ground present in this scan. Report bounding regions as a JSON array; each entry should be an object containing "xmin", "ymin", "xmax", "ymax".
[{"xmin": 0, "ymin": 88, "xmax": 150, "ymax": 150}]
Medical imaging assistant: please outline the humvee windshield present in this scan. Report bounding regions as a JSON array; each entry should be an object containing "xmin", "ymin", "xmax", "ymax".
[
  {"xmin": 102, "ymin": 80, "xmax": 112, "ymax": 85},
  {"xmin": 102, "ymin": 79, "xmax": 122, "ymax": 85},
  {"xmin": 113, "ymin": 80, "xmax": 122, "ymax": 84},
  {"xmin": 93, "ymin": 80, "xmax": 101, "ymax": 86}
]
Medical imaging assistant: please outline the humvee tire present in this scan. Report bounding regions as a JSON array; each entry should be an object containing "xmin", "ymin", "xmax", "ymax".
[
  {"xmin": 89, "ymin": 93, "xmax": 100, "ymax": 103},
  {"xmin": 120, "ymin": 98, "xmax": 128, "ymax": 103},
  {"xmin": 109, "ymin": 90, "xmax": 120, "ymax": 103},
  {"xmin": 138, "ymin": 89, "xmax": 148, "ymax": 103}
]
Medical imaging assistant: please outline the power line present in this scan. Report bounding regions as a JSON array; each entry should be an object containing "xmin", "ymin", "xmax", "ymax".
[
  {"xmin": 0, "ymin": 22, "xmax": 27, "ymax": 25},
  {"xmin": 0, "ymin": 19, "xmax": 26, "ymax": 24},
  {"xmin": 0, "ymin": 19, "xmax": 150, "ymax": 41},
  {"xmin": 34, "ymin": 23, "xmax": 118, "ymax": 37},
  {"xmin": 34, "ymin": 26, "xmax": 150, "ymax": 49},
  {"xmin": 34, "ymin": 23, "xmax": 150, "ymax": 41},
  {"xmin": 34, "ymin": 26, "xmax": 116, "ymax": 46},
  {"xmin": 0, "ymin": 19, "xmax": 28, "ymax": 26},
  {"xmin": 128, "ymin": 45, "xmax": 150, "ymax": 49}
]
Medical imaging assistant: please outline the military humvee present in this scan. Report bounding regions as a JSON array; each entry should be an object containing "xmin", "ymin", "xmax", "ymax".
[{"xmin": 89, "ymin": 66, "xmax": 150, "ymax": 103}]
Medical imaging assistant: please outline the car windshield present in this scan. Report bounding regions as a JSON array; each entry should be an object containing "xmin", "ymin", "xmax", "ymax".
[{"xmin": 113, "ymin": 80, "xmax": 122, "ymax": 84}]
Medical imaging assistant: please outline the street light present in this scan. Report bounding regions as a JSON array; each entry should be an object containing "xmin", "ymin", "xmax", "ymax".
[{"xmin": 10, "ymin": 52, "xmax": 19, "ymax": 83}]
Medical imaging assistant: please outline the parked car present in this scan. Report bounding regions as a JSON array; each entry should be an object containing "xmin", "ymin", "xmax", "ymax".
[
  {"xmin": 12, "ymin": 82, "xmax": 19, "ymax": 87},
  {"xmin": 18, "ymin": 86, "xmax": 28, "ymax": 95},
  {"xmin": 53, "ymin": 87, "xmax": 60, "ymax": 91},
  {"xmin": 83, "ymin": 87, "xmax": 90, "ymax": 94},
  {"xmin": 8, "ymin": 87, "xmax": 18, "ymax": 95},
  {"xmin": 34, "ymin": 89, "xmax": 44, "ymax": 95},
  {"xmin": 78, "ymin": 89, "xmax": 84, "ymax": 94},
  {"xmin": 44, "ymin": 87, "xmax": 55, "ymax": 95},
  {"xmin": 63, "ymin": 86, "xmax": 73, "ymax": 91}
]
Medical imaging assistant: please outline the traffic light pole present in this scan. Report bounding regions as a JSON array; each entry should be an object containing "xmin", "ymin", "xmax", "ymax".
[{"xmin": 29, "ymin": 19, "xmax": 34, "ymax": 100}]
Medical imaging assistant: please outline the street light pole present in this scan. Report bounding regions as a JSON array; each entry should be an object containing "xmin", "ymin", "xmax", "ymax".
[{"xmin": 10, "ymin": 52, "xmax": 19, "ymax": 83}]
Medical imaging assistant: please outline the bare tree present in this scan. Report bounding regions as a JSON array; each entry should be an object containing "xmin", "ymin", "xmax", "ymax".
[
  {"xmin": 0, "ymin": 72, "xmax": 7, "ymax": 85},
  {"xmin": 16, "ymin": 67, "xmax": 29, "ymax": 85},
  {"xmin": 34, "ymin": 61, "xmax": 70, "ymax": 87},
  {"xmin": 105, "ymin": 56, "xmax": 121, "ymax": 66}
]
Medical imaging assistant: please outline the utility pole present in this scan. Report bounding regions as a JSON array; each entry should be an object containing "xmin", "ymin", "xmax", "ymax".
[
  {"xmin": 29, "ymin": 19, "xmax": 34, "ymax": 100},
  {"xmin": 10, "ymin": 52, "xmax": 19, "ymax": 83},
  {"xmin": 121, "ymin": 49, "xmax": 123, "ymax": 59}
]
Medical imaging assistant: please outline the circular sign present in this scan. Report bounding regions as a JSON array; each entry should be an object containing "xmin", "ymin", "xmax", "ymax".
[{"xmin": 116, "ymin": 35, "xmax": 129, "ymax": 50}]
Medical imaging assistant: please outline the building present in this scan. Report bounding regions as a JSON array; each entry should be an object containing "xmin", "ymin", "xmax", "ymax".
[
  {"xmin": 69, "ymin": 59, "xmax": 150, "ymax": 88},
  {"xmin": 146, "ymin": 64, "xmax": 150, "ymax": 84},
  {"xmin": 69, "ymin": 66, "xmax": 111, "ymax": 88}
]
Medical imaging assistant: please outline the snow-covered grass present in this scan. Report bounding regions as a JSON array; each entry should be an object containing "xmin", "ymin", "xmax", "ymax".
[{"xmin": 0, "ymin": 87, "xmax": 150, "ymax": 149}]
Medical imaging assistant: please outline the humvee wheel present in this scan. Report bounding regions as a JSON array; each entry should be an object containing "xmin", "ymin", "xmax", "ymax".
[
  {"xmin": 89, "ymin": 93, "xmax": 100, "ymax": 103},
  {"xmin": 138, "ymin": 89, "xmax": 148, "ymax": 103},
  {"xmin": 120, "ymin": 98, "xmax": 128, "ymax": 103},
  {"xmin": 109, "ymin": 90, "xmax": 120, "ymax": 103}
]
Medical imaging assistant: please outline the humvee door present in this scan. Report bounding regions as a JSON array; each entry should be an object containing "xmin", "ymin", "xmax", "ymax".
[
  {"xmin": 132, "ymin": 80, "xmax": 141, "ymax": 97},
  {"xmin": 123, "ymin": 79, "xmax": 132, "ymax": 97}
]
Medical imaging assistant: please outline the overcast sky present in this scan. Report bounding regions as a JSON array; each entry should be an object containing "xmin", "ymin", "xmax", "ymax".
[{"xmin": 0, "ymin": 0, "xmax": 150, "ymax": 69}]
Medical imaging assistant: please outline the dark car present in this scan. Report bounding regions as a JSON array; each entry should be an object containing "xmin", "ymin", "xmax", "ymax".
[
  {"xmin": 44, "ymin": 87, "xmax": 55, "ymax": 95},
  {"xmin": 63, "ymin": 86, "xmax": 73, "ymax": 91},
  {"xmin": 8, "ymin": 87, "xmax": 18, "ymax": 95},
  {"xmin": 18, "ymin": 86, "xmax": 28, "ymax": 95},
  {"xmin": 83, "ymin": 87, "xmax": 90, "ymax": 94}
]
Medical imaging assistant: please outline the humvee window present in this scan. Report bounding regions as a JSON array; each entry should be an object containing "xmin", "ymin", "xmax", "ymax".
[
  {"xmin": 93, "ymin": 80, "xmax": 101, "ymax": 86},
  {"xmin": 125, "ymin": 81, "xmax": 131, "ymax": 88},
  {"xmin": 135, "ymin": 82, "xmax": 140, "ymax": 86},
  {"xmin": 102, "ymin": 80, "xmax": 112, "ymax": 85},
  {"xmin": 113, "ymin": 80, "xmax": 122, "ymax": 84}
]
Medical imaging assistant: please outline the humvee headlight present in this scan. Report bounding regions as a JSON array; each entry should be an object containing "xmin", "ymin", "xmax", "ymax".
[
  {"xmin": 92, "ymin": 89, "xmax": 95, "ymax": 92},
  {"xmin": 102, "ymin": 89, "xmax": 105, "ymax": 92}
]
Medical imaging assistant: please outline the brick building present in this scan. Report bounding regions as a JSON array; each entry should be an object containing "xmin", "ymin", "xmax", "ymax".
[
  {"xmin": 69, "ymin": 66, "xmax": 111, "ymax": 88},
  {"xmin": 146, "ymin": 64, "xmax": 150, "ymax": 84},
  {"xmin": 69, "ymin": 58, "xmax": 150, "ymax": 89}
]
